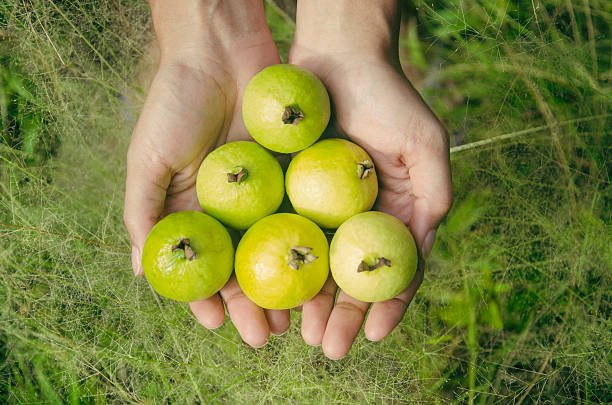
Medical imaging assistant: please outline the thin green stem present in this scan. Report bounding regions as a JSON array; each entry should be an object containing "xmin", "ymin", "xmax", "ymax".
[{"xmin": 450, "ymin": 114, "xmax": 610, "ymax": 154}]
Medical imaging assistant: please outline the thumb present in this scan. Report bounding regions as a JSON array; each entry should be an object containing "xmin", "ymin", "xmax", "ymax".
[
  {"xmin": 405, "ymin": 135, "xmax": 452, "ymax": 258},
  {"xmin": 124, "ymin": 145, "xmax": 171, "ymax": 276},
  {"xmin": 410, "ymin": 198, "xmax": 449, "ymax": 259}
]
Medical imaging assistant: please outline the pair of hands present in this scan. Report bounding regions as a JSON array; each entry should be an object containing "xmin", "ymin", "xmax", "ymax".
[{"xmin": 124, "ymin": 1, "xmax": 451, "ymax": 360}]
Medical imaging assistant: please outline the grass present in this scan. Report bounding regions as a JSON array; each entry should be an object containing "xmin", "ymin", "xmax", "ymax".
[{"xmin": 1, "ymin": 0, "xmax": 610, "ymax": 403}]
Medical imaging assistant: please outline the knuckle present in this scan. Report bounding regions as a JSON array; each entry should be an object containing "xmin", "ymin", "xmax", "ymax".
[
  {"xmin": 122, "ymin": 211, "xmax": 140, "ymax": 238},
  {"xmin": 305, "ymin": 298, "xmax": 331, "ymax": 314},
  {"xmin": 221, "ymin": 287, "xmax": 245, "ymax": 306},
  {"xmin": 334, "ymin": 301, "xmax": 366, "ymax": 316},
  {"xmin": 317, "ymin": 289, "xmax": 337, "ymax": 300}
]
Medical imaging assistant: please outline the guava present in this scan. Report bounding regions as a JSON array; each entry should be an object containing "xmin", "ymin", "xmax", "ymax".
[
  {"xmin": 329, "ymin": 211, "xmax": 417, "ymax": 302},
  {"xmin": 142, "ymin": 211, "xmax": 234, "ymax": 302},
  {"xmin": 242, "ymin": 64, "xmax": 330, "ymax": 153},
  {"xmin": 196, "ymin": 141, "xmax": 284, "ymax": 230},
  {"xmin": 235, "ymin": 213, "xmax": 329, "ymax": 310},
  {"xmin": 285, "ymin": 138, "xmax": 378, "ymax": 229}
]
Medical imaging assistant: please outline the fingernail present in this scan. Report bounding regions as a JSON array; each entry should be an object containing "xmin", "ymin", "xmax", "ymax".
[
  {"xmin": 131, "ymin": 245, "xmax": 142, "ymax": 276},
  {"xmin": 422, "ymin": 230, "xmax": 437, "ymax": 259},
  {"xmin": 365, "ymin": 329, "xmax": 385, "ymax": 342},
  {"xmin": 206, "ymin": 321, "xmax": 224, "ymax": 330},
  {"xmin": 249, "ymin": 340, "xmax": 269, "ymax": 349},
  {"xmin": 270, "ymin": 323, "xmax": 290, "ymax": 336}
]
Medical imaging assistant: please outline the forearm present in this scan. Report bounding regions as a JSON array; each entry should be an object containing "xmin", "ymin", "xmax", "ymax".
[
  {"xmin": 149, "ymin": 0, "xmax": 273, "ymax": 64},
  {"xmin": 291, "ymin": 0, "xmax": 400, "ymax": 59}
]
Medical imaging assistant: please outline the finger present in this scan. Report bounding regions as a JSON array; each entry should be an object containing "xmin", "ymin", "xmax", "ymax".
[
  {"xmin": 403, "ymin": 126, "xmax": 452, "ymax": 257},
  {"xmin": 265, "ymin": 310, "xmax": 290, "ymax": 336},
  {"xmin": 189, "ymin": 294, "xmax": 226, "ymax": 329},
  {"xmin": 301, "ymin": 276, "xmax": 337, "ymax": 346},
  {"xmin": 124, "ymin": 139, "xmax": 171, "ymax": 276},
  {"xmin": 321, "ymin": 292, "xmax": 369, "ymax": 360},
  {"xmin": 219, "ymin": 276, "xmax": 269, "ymax": 348},
  {"xmin": 364, "ymin": 266, "xmax": 424, "ymax": 341}
]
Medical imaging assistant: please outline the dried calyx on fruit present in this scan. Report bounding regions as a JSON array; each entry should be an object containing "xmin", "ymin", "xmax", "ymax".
[
  {"xmin": 357, "ymin": 160, "xmax": 374, "ymax": 179},
  {"xmin": 357, "ymin": 257, "xmax": 391, "ymax": 272},
  {"xmin": 282, "ymin": 105, "xmax": 304, "ymax": 125},
  {"xmin": 288, "ymin": 246, "xmax": 318, "ymax": 270},
  {"xmin": 172, "ymin": 238, "xmax": 196, "ymax": 261},
  {"xmin": 226, "ymin": 166, "xmax": 248, "ymax": 183}
]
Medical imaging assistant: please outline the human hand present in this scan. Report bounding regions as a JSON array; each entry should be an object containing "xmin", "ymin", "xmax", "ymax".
[
  {"xmin": 124, "ymin": 0, "xmax": 289, "ymax": 347},
  {"xmin": 289, "ymin": 0, "xmax": 452, "ymax": 359}
]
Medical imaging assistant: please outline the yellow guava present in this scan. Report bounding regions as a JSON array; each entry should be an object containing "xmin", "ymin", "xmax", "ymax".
[
  {"xmin": 235, "ymin": 213, "xmax": 329, "ymax": 309},
  {"xmin": 285, "ymin": 138, "xmax": 378, "ymax": 229},
  {"xmin": 330, "ymin": 211, "xmax": 418, "ymax": 302}
]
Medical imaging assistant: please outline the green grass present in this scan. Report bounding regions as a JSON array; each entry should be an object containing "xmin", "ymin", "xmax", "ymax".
[{"xmin": 1, "ymin": 0, "xmax": 610, "ymax": 403}]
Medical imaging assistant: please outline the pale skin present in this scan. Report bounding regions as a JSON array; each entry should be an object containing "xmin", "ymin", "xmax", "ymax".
[{"xmin": 124, "ymin": 0, "xmax": 452, "ymax": 358}]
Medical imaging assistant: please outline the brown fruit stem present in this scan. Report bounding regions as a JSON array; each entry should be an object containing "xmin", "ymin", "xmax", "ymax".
[
  {"xmin": 282, "ymin": 105, "xmax": 304, "ymax": 125},
  {"xmin": 172, "ymin": 238, "xmax": 197, "ymax": 261},
  {"xmin": 357, "ymin": 257, "xmax": 391, "ymax": 273},
  {"xmin": 288, "ymin": 246, "xmax": 318, "ymax": 270},
  {"xmin": 227, "ymin": 166, "xmax": 248, "ymax": 183}
]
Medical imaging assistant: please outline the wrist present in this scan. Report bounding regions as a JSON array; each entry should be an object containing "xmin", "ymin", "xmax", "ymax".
[
  {"xmin": 150, "ymin": 0, "xmax": 274, "ymax": 67},
  {"xmin": 290, "ymin": 0, "xmax": 399, "ymax": 63}
]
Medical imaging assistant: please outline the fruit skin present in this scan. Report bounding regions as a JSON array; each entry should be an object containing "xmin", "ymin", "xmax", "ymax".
[
  {"xmin": 330, "ymin": 211, "xmax": 417, "ymax": 302},
  {"xmin": 142, "ymin": 211, "xmax": 234, "ymax": 302},
  {"xmin": 235, "ymin": 213, "xmax": 329, "ymax": 310},
  {"xmin": 242, "ymin": 64, "xmax": 330, "ymax": 153},
  {"xmin": 196, "ymin": 141, "xmax": 284, "ymax": 230},
  {"xmin": 285, "ymin": 138, "xmax": 378, "ymax": 229}
]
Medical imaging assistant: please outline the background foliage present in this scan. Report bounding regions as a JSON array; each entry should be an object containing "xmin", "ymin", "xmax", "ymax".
[{"xmin": 0, "ymin": 0, "xmax": 610, "ymax": 403}]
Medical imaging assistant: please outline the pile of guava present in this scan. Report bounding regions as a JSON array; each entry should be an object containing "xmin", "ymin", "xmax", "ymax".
[{"xmin": 142, "ymin": 64, "xmax": 418, "ymax": 312}]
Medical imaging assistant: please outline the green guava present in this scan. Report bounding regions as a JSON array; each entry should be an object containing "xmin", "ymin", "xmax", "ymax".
[
  {"xmin": 142, "ymin": 211, "xmax": 234, "ymax": 302},
  {"xmin": 329, "ymin": 211, "xmax": 417, "ymax": 302},
  {"xmin": 235, "ymin": 213, "xmax": 329, "ymax": 310},
  {"xmin": 285, "ymin": 138, "xmax": 378, "ymax": 229},
  {"xmin": 242, "ymin": 64, "xmax": 330, "ymax": 153},
  {"xmin": 196, "ymin": 141, "xmax": 284, "ymax": 230}
]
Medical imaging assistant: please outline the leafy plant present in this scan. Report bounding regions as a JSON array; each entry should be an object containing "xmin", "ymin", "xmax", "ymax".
[{"xmin": 0, "ymin": 0, "xmax": 609, "ymax": 403}]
